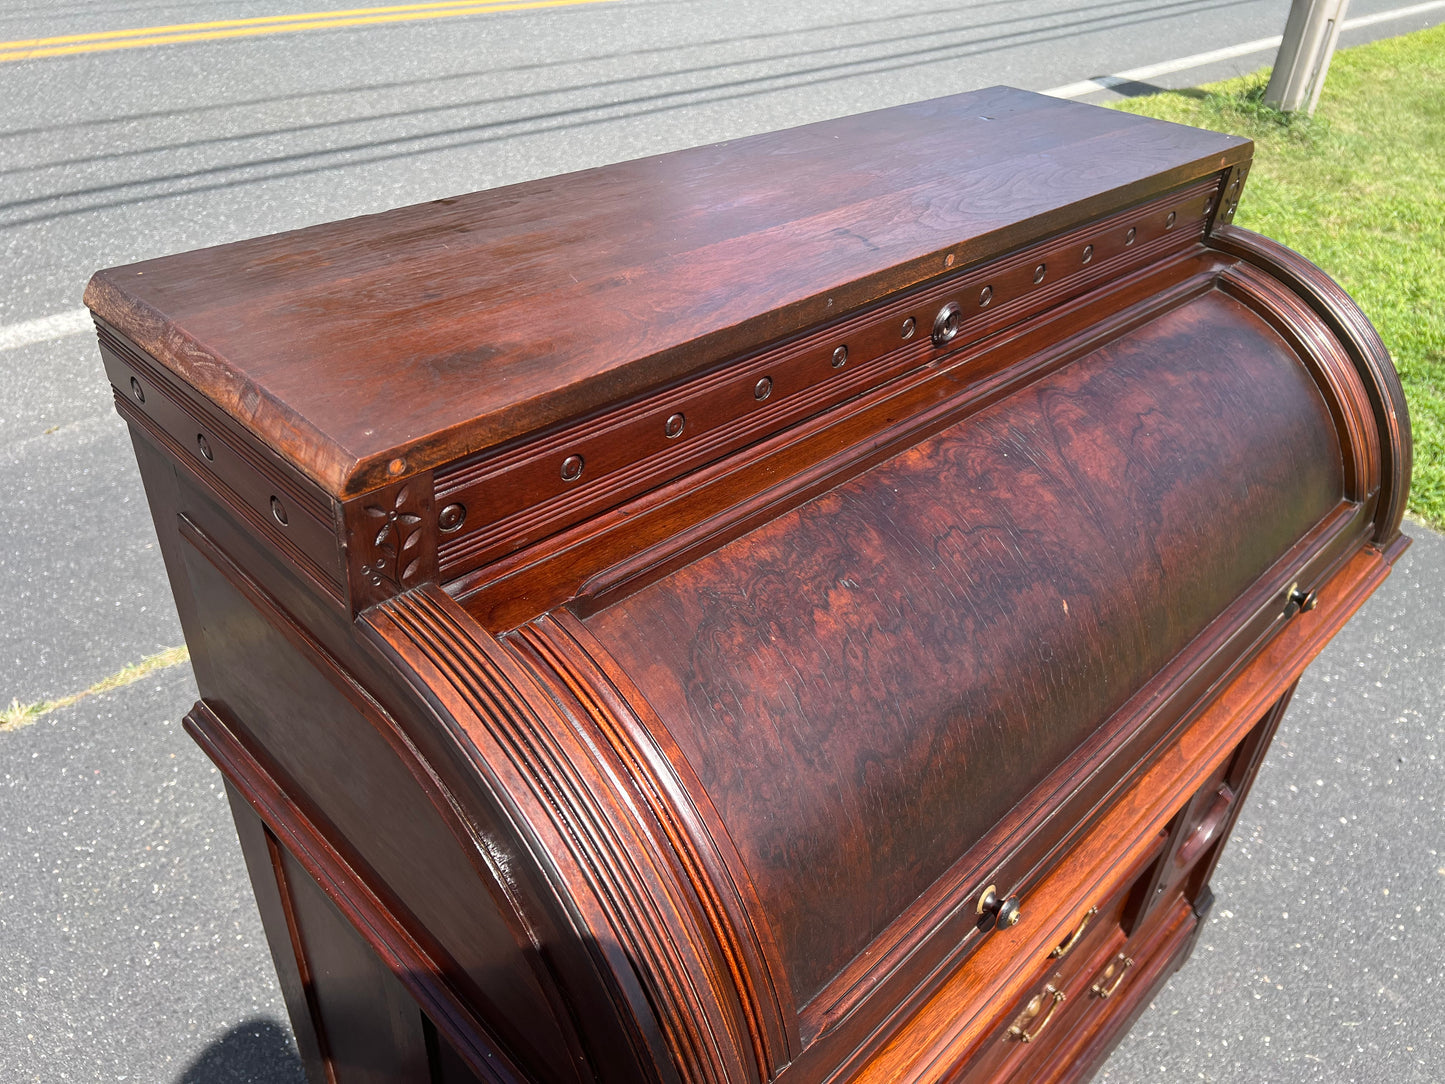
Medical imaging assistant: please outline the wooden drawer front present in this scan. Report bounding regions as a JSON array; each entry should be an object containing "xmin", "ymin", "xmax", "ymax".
[
  {"xmin": 963, "ymin": 913, "xmax": 1123, "ymax": 1077},
  {"xmin": 958, "ymin": 886, "xmax": 1196, "ymax": 1084},
  {"xmin": 955, "ymin": 842, "xmax": 1153, "ymax": 1082},
  {"xmin": 999, "ymin": 916, "xmax": 1127, "ymax": 1059},
  {"xmin": 1026, "ymin": 894, "xmax": 1199, "ymax": 1084}
]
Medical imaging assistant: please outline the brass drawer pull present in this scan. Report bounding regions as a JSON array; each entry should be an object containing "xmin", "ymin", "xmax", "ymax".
[
  {"xmin": 1091, "ymin": 954, "xmax": 1135, "ymax": 999},
  {"xmin": 1050, "ymin": 906, "xmax": 1098, "ymax": 959},
  {"xmin": 1007, "ymin": 985, "xmax": 1066, "ymax": 1043}
]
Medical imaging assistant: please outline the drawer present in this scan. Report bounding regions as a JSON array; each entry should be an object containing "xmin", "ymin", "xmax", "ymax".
[
  {"xmin": 1026, "ymin": 893, "xmax": 1200, "ymax": 1084},
  {"xmin": 966, "ymin": 888, "xmax": 1198, "ymax": 1084},
  {"xmin": 951, "ymin": 837, "xmax": 1164, "ymax": 1082},
  {"xmin": 951, "ymin": 695, "xmax": 1296, "ymax": 1084}
]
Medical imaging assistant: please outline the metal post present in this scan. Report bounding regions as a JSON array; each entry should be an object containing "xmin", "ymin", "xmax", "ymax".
[{"xmin": 1264, "ymin": 0, "xmax": 1351, "ymax": 114}]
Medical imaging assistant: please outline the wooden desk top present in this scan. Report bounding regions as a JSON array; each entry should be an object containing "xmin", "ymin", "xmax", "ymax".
[{"xmin": 85, "ymin": 86, "xmax": 1248, "ymax": 498}]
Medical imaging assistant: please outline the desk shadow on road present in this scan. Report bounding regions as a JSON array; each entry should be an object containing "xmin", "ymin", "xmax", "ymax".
[
  {"xmin": 1106, "ymin": 80, "xmax": 1208, "ymax": 99},
  {"xmin": 1100, "ymin": 78, "xmax": 1171, "ymax": 98},
  {"xmin": 175, "ymin": 1018, "xmax": 306, "ymax": 1084}
]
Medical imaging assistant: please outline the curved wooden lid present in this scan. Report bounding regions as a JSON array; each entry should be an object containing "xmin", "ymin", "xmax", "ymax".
[{"xmin": 585, "ymin": 288, "xmax": 1345, "ymax": 1006}]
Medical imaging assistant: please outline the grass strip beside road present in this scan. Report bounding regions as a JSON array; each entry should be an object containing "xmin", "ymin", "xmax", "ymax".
[
  {"xmin": 1112, "ymin": 24, "xmax": 1445, "ymax": 529},
  {"xmin": 1, "ymin": 646, "xmax": 190, "ymax": 733}
]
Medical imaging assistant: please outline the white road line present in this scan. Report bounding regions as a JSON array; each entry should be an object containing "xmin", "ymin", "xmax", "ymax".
[
  {"xmin": 1044, "ymin": 36, "xmax": 1283, "ymax": 98},
  {"xmin": 1043, "ymin": 0, "xmax": 1445, "ymax": 98},
  {"xmin": 0, "ymin": 307, "xmax": 92, "ymax": 351},
  {"xmin": 1344, "ymin": 0, "xmax": 1445, "ymax": 29}
]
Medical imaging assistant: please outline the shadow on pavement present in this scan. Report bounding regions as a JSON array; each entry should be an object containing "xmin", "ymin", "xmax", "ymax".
[{"xmin": 175, "ymin": 1018, "xmax": 306, "ymax": 1084}]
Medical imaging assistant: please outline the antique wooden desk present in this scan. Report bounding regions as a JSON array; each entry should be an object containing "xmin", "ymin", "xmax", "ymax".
[{"xmin": 88, "ymin": 88, "xmax": 1410, "ymax": 1084}]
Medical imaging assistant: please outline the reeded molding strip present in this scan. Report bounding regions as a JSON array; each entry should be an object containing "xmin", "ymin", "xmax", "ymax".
[
  {"xmin": 1211, "ymin": 225, "xmax": 1411, "ymax": 542},
  {"xmin": 373, "ymin": 586, "xmax": 750, "ymax": 1084},
  {"xmin": 1215, "ymin": 261, "xmax": 1379, "ymax": 505},
  {"xmin": 511, "ymin": 612, "xmax": 796, "ymax": 1081}
]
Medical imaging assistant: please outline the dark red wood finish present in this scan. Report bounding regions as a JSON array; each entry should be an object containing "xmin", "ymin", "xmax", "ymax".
[
  {"xmin": 85, "ymin": 88, "xmax": 1250, "ymax": 499},
  {"xmin": 584, "ymin": 288, "xmax": 1341, "ymax": 1003},
  {"xmin": 90, "ymin": 87, "xmax": 1410, "ymax": 1084}
]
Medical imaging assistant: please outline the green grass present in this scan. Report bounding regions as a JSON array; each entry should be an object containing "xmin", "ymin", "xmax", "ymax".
[{"xmin": 1111, "ymin": 24, "xmax": 1445, "ymax": 529}]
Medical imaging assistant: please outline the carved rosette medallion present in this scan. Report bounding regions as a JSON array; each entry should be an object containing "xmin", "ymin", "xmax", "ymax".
[{"xmin": 344, "ymin": 476, "xmax": 437, "ymax": 612}]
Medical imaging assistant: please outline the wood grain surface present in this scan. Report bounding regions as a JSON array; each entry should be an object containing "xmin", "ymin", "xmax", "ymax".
[
  {"xmin": 586, "ymin": 288, "xmax": 1343, "ymax": 1001},
  {"xmin": 96, "ymin": 85, "xmax": 1417, "ymax": 1084},
  {"xmin": 84, "ymin": 87, "xmax": 1248, "ymax": 496}
]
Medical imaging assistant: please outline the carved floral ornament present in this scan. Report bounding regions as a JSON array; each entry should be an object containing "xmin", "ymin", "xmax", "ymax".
[{"xmin": 360, "ymin": 485, "xmax": 424, "ymax": 589}]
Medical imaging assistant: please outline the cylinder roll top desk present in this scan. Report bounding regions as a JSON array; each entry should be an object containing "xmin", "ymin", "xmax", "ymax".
[{"xmin": 87, "ymin": 87, "xmax": 1410, "ymax": 1084}]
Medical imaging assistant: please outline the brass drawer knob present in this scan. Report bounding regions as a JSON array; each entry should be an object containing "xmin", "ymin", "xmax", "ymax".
[
  {"xmin": 977, "ymin": 884, "xmax": 1023, "ymax": 929},
  {"xmin": 1284, "ymin": 580, "xmax": 1318, "ymax": 617}
]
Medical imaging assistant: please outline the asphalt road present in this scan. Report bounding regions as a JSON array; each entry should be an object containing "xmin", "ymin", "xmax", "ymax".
[{"xmin": 1, "ymin": 0, "xmax": 1442, "ymax": 1080}]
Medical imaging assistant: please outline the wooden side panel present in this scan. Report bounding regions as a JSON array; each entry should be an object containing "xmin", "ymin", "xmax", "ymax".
[
  {"xmin": 229, "ymin": 782, "xmax": 490, "ymax": 1084},
  {"xmin": 279, "ymin": 847, "xmax": 433, "ymax": 1084},
  {"xmin": 586, "ymin": 288, "xmax": 1345, "ymax": 1003},
  {"xmin": 172, "ymin": 526, "xmax": 581, "ymax": 1084},
  {"xmin": 226, "ymin": 782, "xmax": 336, "ymax": 1084},
  {"xmin": 425, "ymin": 1019, "xmax": 490, "ymax": 1084}
]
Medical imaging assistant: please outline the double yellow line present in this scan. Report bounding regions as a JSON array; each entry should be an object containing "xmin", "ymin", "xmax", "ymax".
[{"xmin": 0, "ymin": 0, "xmax": 615, "ymax": 63}]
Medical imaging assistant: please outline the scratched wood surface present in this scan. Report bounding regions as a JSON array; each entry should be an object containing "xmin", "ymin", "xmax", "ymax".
[
  {"xmin": 83, "ymin": 87, "xmax": 1248, "ymax": 496},
  {"xmin": 585, "ymin": 289, "xmax": 1344, "ymax": 1001}
]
